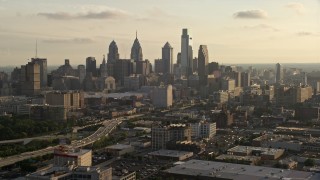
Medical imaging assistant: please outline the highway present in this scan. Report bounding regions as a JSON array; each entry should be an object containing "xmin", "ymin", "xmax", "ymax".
[{"xmin": 0, "ymin": 114, "xmax": 144, "ymax": 168}]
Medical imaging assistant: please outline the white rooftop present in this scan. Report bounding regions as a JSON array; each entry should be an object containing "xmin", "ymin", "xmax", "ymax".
[
  {"xmin": 148, "ymin": 150, "xmax": 193, "ymax": 158},
  {"xmin": 165, "ymin": 159, "xmax": 320, "ymax": 180}
]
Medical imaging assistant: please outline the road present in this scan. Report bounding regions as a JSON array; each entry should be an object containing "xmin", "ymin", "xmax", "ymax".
[
  {"xmin": 0, "ymin": 114, "xmax": 144, "ymax": 168},
  {"xmin": 0, "ymin": 135, "xmax": 69, "ymax": 145}
]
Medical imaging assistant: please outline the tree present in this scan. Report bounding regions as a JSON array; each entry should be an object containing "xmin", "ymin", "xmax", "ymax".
[{"xmin": 304, "ymin": 158, "xmax": 315, "ymax": 167}]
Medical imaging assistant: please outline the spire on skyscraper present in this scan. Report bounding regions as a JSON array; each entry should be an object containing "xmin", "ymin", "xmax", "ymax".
[{"xmin": 131, "ymin": 31, "xmax": 143, "ymax": 61}]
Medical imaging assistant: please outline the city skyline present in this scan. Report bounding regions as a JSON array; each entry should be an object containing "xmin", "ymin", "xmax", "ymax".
[{"xmin": 0, "ymin": 0, "xmax": 320, "ymax": 66}]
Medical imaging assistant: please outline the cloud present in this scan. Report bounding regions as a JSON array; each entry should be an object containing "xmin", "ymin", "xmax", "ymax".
[
  {"xmin": 285, "ymin": 2, "xmax": 306, "ymax": 15},
  {"xmin": 244, "ymin": 24, "xmax": 279, "ymax": 31},
  {"xmin": 42, "ymin": 38, "xmax": 94, "ymax": 44},
  {"xmin": 38, "ymin": 7, "xmax": 128, "ymax": 20},
  {"xmin": 233, "ymin": 9, "xmax": 268, "ymax": 19},
  {"xmin": 296, "ymin": 31, "xmax": 317, "ymax": 36}
]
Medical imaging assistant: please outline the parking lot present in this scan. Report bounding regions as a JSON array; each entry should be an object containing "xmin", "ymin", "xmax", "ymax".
[{"xmin": 109, "ymin": 157, "xmax": 172, "ymax": 179}]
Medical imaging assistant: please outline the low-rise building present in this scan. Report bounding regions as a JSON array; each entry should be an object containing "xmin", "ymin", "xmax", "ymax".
[
  {"xmin": 113, "ymin": 171, "xmax": 136, "ymax": 180},
  {"xmin": 227, "ymin": 146, "xmax": 284, "ymax": 160},
  {"xmin": 26, "ymin": 166, "xmax": 112, "ymax": 180},
  {"xmin": 215, "ymin": 154, "xmax": 261, "ymax": 165},
  {"xmin": 148, "ymin": 149, "xmax": 193, "ymax": 161},
  {"xmin": 105, "ymin": 144, "xmax": 135, "ymax": 156},
  {"xmin": 53, "ymin": 146, "xmax": 92, "ymax": 167},
  {"xmin": 164, "ymin": 160, "xmax": 320, "ymax": 180}
]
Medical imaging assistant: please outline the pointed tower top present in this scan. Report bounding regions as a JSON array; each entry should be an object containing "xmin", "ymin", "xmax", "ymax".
[
  {"xmin": 136, "ymin": 30, "xmax": 137, "ymax": 39},
  {"xmin": 102, "ymin": 54, "xmax": 106, "ymax": 64}
]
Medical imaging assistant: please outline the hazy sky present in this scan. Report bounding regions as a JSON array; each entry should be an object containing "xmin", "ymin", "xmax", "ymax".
[{"xmin": 0, "ymin": 0, "xmax": 319, "ymax": 66}]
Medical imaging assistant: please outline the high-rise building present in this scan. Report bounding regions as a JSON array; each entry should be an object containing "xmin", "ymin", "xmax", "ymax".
[
  {"xmin": 192, "ymin": 57, "xmax": 198, "ymax": 73},
  {"xmin": 130, "ymin": 32, "xmax": 143, "ymax": 61},
  {"xmin": 100, "ymin": 55, "xmax": 108, "ymax": 77},
  {"xmin": 136, "ymin": 60, "xmax": 151, "ymax": 75},
  {"xmin": 46, "ymin": 91, "xmax": 83, "ymax": 109},
  {"xmin": 154, "ymin": 59, "xmax": 163, "ymax": 74},
  {"xmin": 177, "ymin": 52, "xmax": 181, "ymax": 65},
  {"xmin": 86, "ymin": 57, "xmax": 97, "ymax": 77},
  {"xmin": 198, "ymin": 45, "xmax": 209, "ymax": 86},
  {"xmin": 51, "ymin": 59, "xmax": 77, "ymax": 78},
  {"xmin": 275, "ymin": 63, "xmax": 283, "ymax": 84},
  {"xmin": 78, "ymin": 65, "xmax": 86, "ymax": 85},
  {"xmin": 152, "ymin": 84, "xmax": 173, "ymax": 108},
  {"xmin": 20, "ymin": 62, "xmax": 41, "ymax": 96},
  {"xmin": 190, "ymin": 121, "xmax": 216, "ymax": 139},
  {"xmin": 241, "ymin": 72, "xmax": 251, "ymax": 87},
  {"xmin": 31, "ymin": 58, "xmax": 47, "ymax": 88},
  {"xmin": 162, "ymin": 42, "xmax": 173, "ymax": 74},
  {"xmin": 107, "ymin": 40, "xmax": 119, "ymax": 64},
  {"xmin": 181, "ymin": 29, "xmax": 193, "ymax": 77},
  {"xmin": 208, "ymin": 62, "xmax": 219, "ymax": 74},
  {"xmin": 114, "ymin": 59, "xmax": 134, "ymax": 86}
]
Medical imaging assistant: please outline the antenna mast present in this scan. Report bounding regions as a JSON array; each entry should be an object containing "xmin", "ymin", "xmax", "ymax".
[{"xmin": 35, "ymin": 40, "xmax": 38, "ymax": 58}]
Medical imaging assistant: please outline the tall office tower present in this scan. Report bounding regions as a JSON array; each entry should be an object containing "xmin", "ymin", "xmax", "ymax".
[
  {"xmin": 31, "ymin": 58, "xmax": 47, "ymax": 88},
  {"xmin": 77, "ymin": 65, "xmax": 86, "ymax": 85},
  {"xmin": 100, "ymin": 55, "xmax": 108, "ymax": 77},
  {"xmin": 114, "ymin": 59, "xmax": 134, "ymax": 86},
  {"xmin": 20, "ymin": 62, "xmax": 40, "ymax": 96},
  {"xmin": 162, "ymin": 42, "xmax": 173, "ymax": 74},
  {"xmin": 302, "ymin": 72, "xmax": 308, "ymax": 85},
  {"xmin": 198, "ymin": 45, "xmax": 209, "ymax": 86},
  {"xmin": 241, "ymin": 72, "xmax": 251, "ymax": 87},
  {"xmin": 193, "ymin": 58, "xmax": 198, "ymax": 73},
  {"xmin": 86, "ymin": 57, "xmax": 97, "ymax": 77},
  {"xmin": 181, "ymin": 28, "xmax": 193, "ymax": 77},
  {"xmin": 136, "ymin": 60, "xmax": 151, "ymax": 75},
  {"xmin": 130, "ymin": 32, "xmax": 143, "ymax": 61},
  {"xmin": 107, "ymin": 40, "xmax": 119, "ymax": 64},
  {"xmin": 275, "ymin": 63, "xmax": 283, "ymax": 84},
  {"xmin": 177, "ymin": 52, "xmax": 181, "ymax": 65},
  {"xmin": 208, "ymin": 62, "xmax": 219, "ymax": 74},
  {"xmin": 154, "ymin": 59, "xmax": 163, "ymax": 74}
]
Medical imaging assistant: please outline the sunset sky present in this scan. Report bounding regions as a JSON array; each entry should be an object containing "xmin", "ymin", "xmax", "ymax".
[{"xmin": 0, "ymin": 0, "xmax": 319, "ymax": 66}]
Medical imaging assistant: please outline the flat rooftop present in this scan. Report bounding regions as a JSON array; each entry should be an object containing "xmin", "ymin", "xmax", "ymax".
[
  {"xmin": 54, "ymin": 147, "xmax": 91, "ymax": 157},
  {"xmin": 164, "ymin": 159, "xmax": 320, "ymax": 180},
  {"xmin": 216, "ymin": 154, "xmax": 261, "ymax": 162},
  {"xmin": 148, "ymin": 150, "xmax": 193, "ymax": 158},
  {"xmin": 106, "ymin": 144, "xmax": 133, "ymax": 150},
  {"xmin": 228, "ymin": 146, "xmax": 284, "ymax": 156}
]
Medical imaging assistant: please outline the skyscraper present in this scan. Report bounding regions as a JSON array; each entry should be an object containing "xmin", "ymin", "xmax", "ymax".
[
  {"xmin": 136, "ymin": 60, "xmax": 151, "ymax": 75},
  {"xmin": 107, "ymin": 40, "xmax": 119, "ymax": 64},
  {"xmin": 275, "ymin": 63, "xmax": 283, "ymax": 84},
  {"xmin": 20, "ymin": 62, "xmax": 40, "ymax": 96},
  {"xmin": 86, "ymin": 57, "xmax": 97, "ymax": 77},
  {"xmin": 114, "ymin": 59, "xmax": 134, "ymax": 86},
  {"xmin": 181, "ymin": 29, "xmax": 193, "ymax": 77},
  {"xmin": 177, "ymin": 52, "xmax": 181, "ymax": 65},
  {"xmin": 77, "ymin": 65, "xmax": 86, "ymax": 85},
  {"xmin": 130, "ymin": 32, "xmax": 143, "ymax": 61},
  {"xmin": 198, "ymin": 45, "xmax": 209, "ymax": 86},
  {"xmin": 162, "ymin": 42, "xmax": 173, "ymax": 74},
  {"xmin": 31, "ymin": 58, "xmax": 47, "ymax": 88},
  {"xmin": 154, "ymin": 59, "xmax": 163, "ymax": 74},
  {"xmin": 100, "ymin": 55, "xmax": 108, "ymax": 77},
  {"xmin": 241, "ymin": 72, "xmax": 251, "ymax": 87}
]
